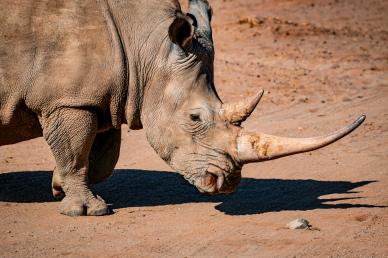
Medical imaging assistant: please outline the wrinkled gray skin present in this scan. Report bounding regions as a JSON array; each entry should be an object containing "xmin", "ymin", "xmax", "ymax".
[
  {"xmin": 0, "ymin": 0, "xmax": 234, "ymax": 216},
  {"xmin": 0, "ymin": 0, "xmax": 364, "ymax": 216}
]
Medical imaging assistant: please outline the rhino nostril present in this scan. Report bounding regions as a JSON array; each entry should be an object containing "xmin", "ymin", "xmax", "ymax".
[{"xmin": 203, "ymin": 172, "xmax": 217, "ymax": 186}]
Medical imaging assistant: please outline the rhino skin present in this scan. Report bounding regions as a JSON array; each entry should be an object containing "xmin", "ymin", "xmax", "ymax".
[{"xmin": 0, "ymin": 0, "xmax": 365, "ymax": 216}]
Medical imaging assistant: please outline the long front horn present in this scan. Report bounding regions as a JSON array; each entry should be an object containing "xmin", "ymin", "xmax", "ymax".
[
  {"xmin": 236, "ymin": 115, "xmax": 366, "ymax": 163},
  {"xmin": 220, "ymin": 90, "xmax": 264, "ymax": 123}
]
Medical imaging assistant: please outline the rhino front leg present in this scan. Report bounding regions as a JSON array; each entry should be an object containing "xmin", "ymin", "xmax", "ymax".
[
  {"xmin": 51, "ymin": 128, "xmax": 121, "ymax": 198},
  {"xmin": 42, "ymin": 108, "xmax": 109, "ymax": 216}
]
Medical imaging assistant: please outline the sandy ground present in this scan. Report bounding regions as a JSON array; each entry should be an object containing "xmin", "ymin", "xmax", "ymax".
[{"xmin": 1, "ymin": 0, "xmax": 388, "ymax": 257}]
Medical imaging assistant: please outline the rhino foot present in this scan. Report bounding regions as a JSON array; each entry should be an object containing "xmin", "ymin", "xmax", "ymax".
[
  {"xmin": 53, "ymin": 168, "xmax": 111, "ymax": 216},
  {"xmin": 59, "ymin": 197, "xmax": 86, "ymax": 216},
  {"xmin": 86, "ymin": 195, "xmax": 111, "ymax": 216},
  {"xmin": 59, "ymin": 194, "xmax": 110, "ymax": 216}
]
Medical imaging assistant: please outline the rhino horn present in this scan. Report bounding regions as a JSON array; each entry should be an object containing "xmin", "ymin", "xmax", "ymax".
[
  {"xmin": 220, "ymin": 90, "xmax": 264, "ymax": 124},
  {"xmin": 235, "ymin": 115, "xmax": 366, "ymax": 163}
]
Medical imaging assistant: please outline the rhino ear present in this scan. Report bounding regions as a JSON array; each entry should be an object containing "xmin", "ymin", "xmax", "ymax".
[{"xmin": 168, "ymin": 13, "xmax": 194, "ymax": 49}]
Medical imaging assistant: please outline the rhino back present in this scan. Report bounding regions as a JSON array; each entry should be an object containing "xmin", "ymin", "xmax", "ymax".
[{"xmin": 0, "ymin": 0, "xmax": 127, "ymax": 131}]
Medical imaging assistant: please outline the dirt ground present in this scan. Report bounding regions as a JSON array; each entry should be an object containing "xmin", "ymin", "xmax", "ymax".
[{"xmin": 1, "ymin": 0, "xmax": 388, "ymax": 257}]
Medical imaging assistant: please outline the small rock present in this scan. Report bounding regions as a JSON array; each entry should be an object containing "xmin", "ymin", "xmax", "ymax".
[{"xmin": 287, "ymin": 218, "xmax": 311, "ymax": 229}]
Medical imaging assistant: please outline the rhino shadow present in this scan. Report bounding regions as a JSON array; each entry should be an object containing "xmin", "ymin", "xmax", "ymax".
[{"xmin": 0, "ymin": 169, "xmax": 382, "ymax": 215}]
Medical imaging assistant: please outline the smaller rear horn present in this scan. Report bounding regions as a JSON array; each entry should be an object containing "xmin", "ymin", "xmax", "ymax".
[{"xmin": 219, "ymin": 90, "xmax": 264, "ymax": 124}]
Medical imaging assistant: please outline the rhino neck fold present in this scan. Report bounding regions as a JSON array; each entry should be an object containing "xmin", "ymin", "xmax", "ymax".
[
  {"xmin": 102, "ymin": 0, "xmax": 139, "ymax": 129},
  {"xmin": 104, "ymin": 0, "xmax": 180, "ymax": 130},
  {"xmin": 94, "ymin": 0, "xmax": 125, "ymax": 129}
]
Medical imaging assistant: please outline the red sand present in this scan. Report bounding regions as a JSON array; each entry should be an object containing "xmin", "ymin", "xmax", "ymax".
[{"xmin": 1, "ymin": 0, "xmax": 387, "ymax": 257}]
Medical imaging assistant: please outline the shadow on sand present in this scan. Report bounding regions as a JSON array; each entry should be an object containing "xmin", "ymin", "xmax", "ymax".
[{"xmin": 0, "ymin": 169, "xmax": 382, "ymax": 215}]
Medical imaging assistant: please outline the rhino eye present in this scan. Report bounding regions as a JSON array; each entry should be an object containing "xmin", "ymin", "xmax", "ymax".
[{"xmin": 190, "ymin": 114, "xmax": 201, "ymax": 122}]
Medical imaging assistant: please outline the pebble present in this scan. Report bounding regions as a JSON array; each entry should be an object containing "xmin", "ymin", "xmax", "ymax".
[{"xmin": 287, "ymin": 218, "xmax": 311, "ymax": 229}]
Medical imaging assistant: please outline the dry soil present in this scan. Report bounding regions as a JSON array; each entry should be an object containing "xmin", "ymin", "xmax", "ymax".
[{"xmin": 1, "ymin": 0, "xmax": 388, "ymax": 257}]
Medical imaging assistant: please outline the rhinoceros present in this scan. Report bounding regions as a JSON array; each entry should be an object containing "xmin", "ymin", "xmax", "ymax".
[{"xmin": 0, "ymin": 0, "xmax": 365, "ymax": 216}]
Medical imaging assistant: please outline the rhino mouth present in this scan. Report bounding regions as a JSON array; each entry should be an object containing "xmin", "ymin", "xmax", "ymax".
[
  {"xmin": 193, "ymin": 169, "xmax": 241, "ymax": 194},
  {"xmin": 174, "ymin": 155, "xmax": 241, "ymax": 194}
]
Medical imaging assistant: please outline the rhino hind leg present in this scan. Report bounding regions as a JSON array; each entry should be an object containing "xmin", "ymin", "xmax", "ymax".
[
  {"xmin": 42, "ymin": 108, "xmax": 110, "ymax": 216},
  {"xmin": 88, "ymin": 128, "xmax": 121, "ymax": 184},
  {"xmin": 52, "ymin": 167, "xmax": 64, "ymax": 198}
]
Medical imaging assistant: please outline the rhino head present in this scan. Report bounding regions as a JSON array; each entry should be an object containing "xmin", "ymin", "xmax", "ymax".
[{"xmin": 138, "ymin": 0, "xmax": 365, "ymax": 194}]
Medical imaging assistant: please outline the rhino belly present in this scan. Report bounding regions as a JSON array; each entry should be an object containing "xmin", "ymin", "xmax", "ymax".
[{"xmin": 0, "ymin": 108, "xmax": 42, "ymax": 146}]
